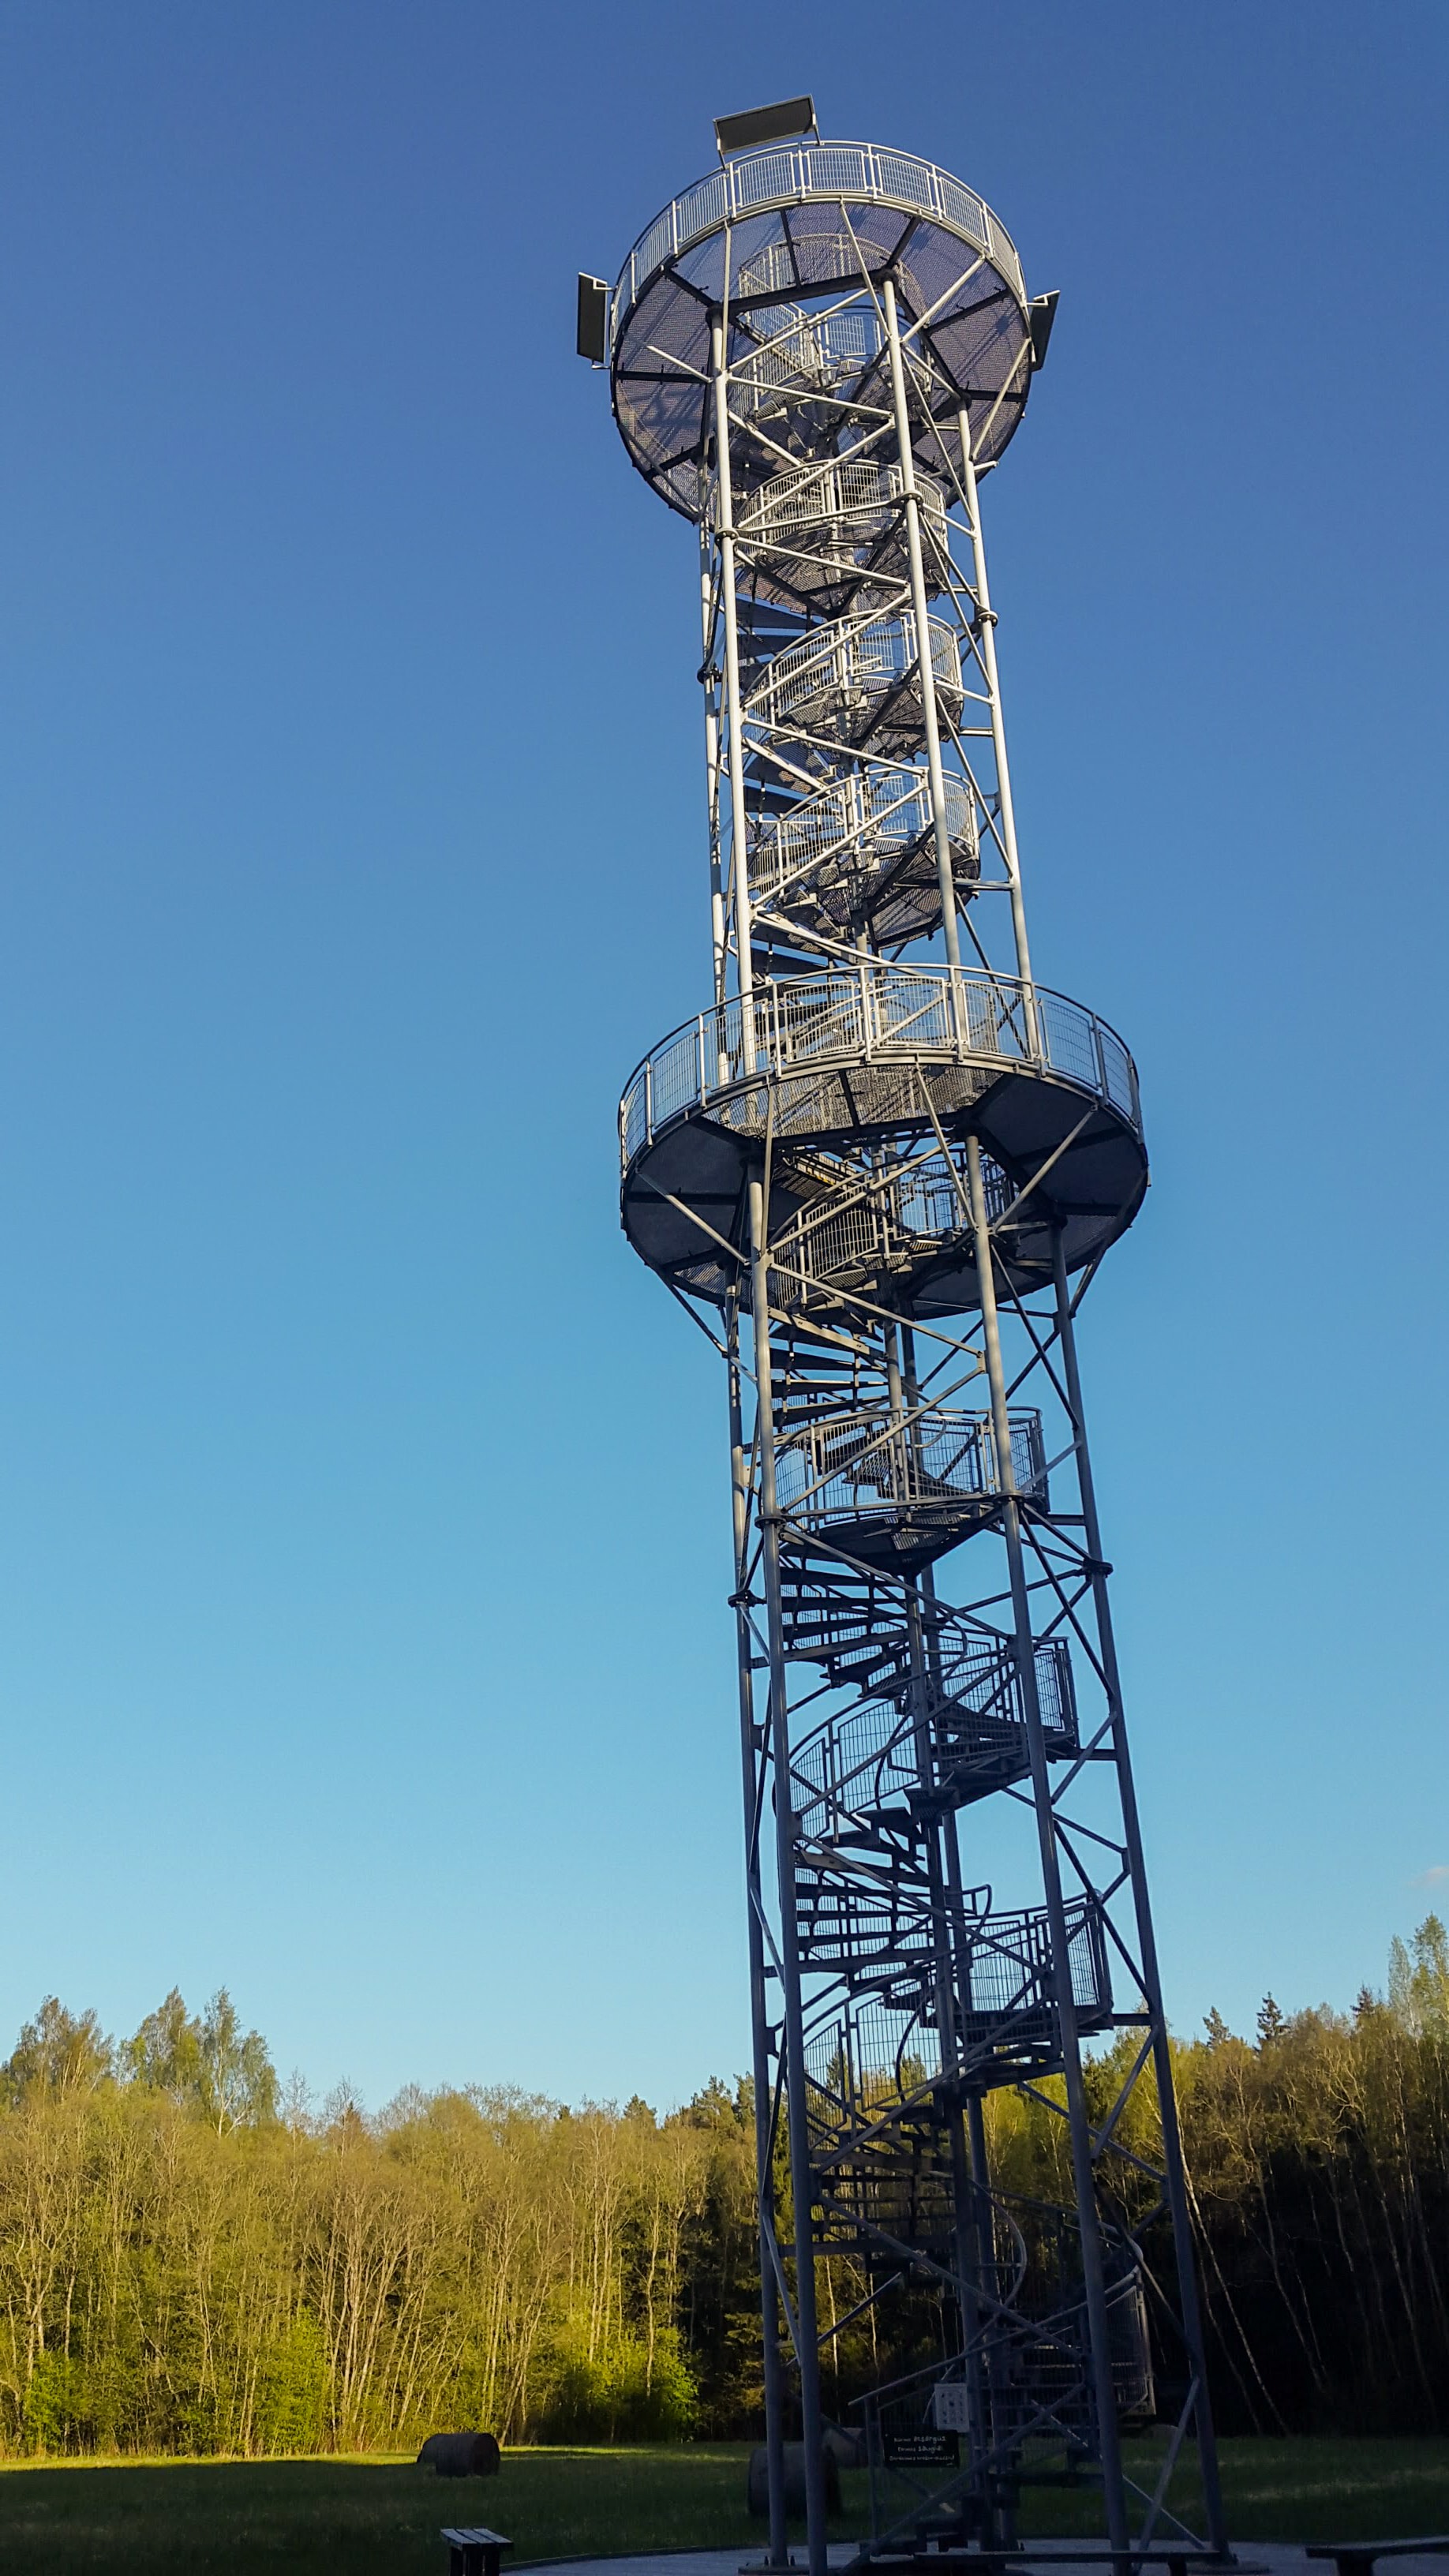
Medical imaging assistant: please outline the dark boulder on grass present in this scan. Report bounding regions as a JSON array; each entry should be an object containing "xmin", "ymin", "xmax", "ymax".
[
  {"xmin": 416, "ymin": 2432, "xmax": 501, "ymax": 2477},
  {"xmin": 747, "ymin": 2440, "xmax": 841, "ymax": 2517}
]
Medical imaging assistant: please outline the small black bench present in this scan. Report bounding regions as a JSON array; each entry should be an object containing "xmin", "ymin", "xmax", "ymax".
[
  {"xmin": 441, "ymin": 2527, "xmax": 511, "ymax": 2576},
  {"xmin": 1306, "ymin": 2540, "xmax": 1449, "ymax": 2576}
]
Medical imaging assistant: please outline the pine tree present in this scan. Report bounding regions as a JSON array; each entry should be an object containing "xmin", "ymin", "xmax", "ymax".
[{"xmin": 1256, "ymin": 1993, "xmax": 1286, "ymax": 2047}]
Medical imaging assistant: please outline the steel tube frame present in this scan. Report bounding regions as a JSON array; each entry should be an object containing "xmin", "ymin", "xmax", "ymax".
[
  {"xmin": 901, "ymin": 1331, "xmax": 999, "ymax": 2513},
  {"xmin": 748, "ymin": 1177, "xmax": 830, "ymax": 2576},
  {"xmin": 1049, "ymin": 1232, "xmax": 1229, "ymax": 2559},
  {"xmin": 728, "ymin": 1299, "xmax": 791, "ymax": 2568},
  {"xmin": 882, "ymin": 278, "xmax": 964, "ymax": 978},
  {"xmin": 965, "ymin": 1135, "xmax": 1129, "ymax": 2558},
  {"xmin": 598, "ymin": 140, "xmax": 1230, "ymax": 2574},
  {"xmin": 712, "ymin": 302, "xmax": 757, "ymax": 1064},
  {"xmin": 889, "ymin": 1321, "xmax": 983, "ymax": 2362},
  {"xmin": 956, "ymin": 408, "xmax": 1034, "ymax": 995},
  {"xmin": 702, "ymin": 525, "xmax": 729, "ymax": 1009}
]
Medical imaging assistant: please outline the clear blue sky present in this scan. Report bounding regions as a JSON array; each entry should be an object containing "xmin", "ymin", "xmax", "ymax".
[{"xmin": 1, "ymin": 0, "xmax": 1444, "ymax": 2114}]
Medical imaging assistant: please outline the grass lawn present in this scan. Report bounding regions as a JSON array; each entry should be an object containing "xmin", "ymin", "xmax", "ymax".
[
  {"xmin": 1023, "ymin": 2437, "xmax": 1449, "ymax": 2544},
  {"xmin": 0, "ymin": 2438, "xmax": 1444, "ymax": 2574},
  {"xmin": 0, "ymin": 2445, "xmax": 823, "ymax": 2576}
]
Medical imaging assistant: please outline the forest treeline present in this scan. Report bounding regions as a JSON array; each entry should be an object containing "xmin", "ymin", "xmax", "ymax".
[{"xmin": 0, "ymin": 1920, "xmax": 1446, "ymax": 2458}]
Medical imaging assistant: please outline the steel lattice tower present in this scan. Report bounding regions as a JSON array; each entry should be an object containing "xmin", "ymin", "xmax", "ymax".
[{"xmin": 579, "ymin": 100, "xmax": 1230, "ymax": 2576}]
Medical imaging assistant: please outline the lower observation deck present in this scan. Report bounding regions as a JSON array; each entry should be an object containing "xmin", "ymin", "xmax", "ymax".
[{"xmin": 619, "ymin": 964, "xmax": 1147, "ymax": 1310}]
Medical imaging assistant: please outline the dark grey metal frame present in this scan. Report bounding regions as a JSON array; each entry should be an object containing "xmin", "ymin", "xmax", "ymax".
[{"xmin": 585, "ymin": 127, "xmax": 1228, "ymax": 2576}]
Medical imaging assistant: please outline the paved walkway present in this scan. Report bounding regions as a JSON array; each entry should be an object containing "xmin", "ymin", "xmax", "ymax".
[
  {"xmin": 513, "ymin": 2556, "xmax": 858, "ymax": 2576},
  {"xmin": 514, "ymin": 2552, "xmax": 1449, "ymax": 2576},
  {"xmin": 514, "ymin": 2556, "xmax": 858, "ymax": 2576}
]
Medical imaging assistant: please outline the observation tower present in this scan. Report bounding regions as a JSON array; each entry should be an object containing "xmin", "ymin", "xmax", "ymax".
[{"xmin": 579, "ymin": 99, "xmax": 1228, "ymax": 2576}]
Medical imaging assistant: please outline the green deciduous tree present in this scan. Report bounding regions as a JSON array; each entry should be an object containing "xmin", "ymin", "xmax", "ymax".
[
  {"xmin": 124, "ymin": 1990, "xmax": 277, "ymax": 2132},
  {"xmin": 0, "ymin": 1928, "xmax": 1445, "ymax": 2455},
  {"xmin": 1, "ymin": 2000, "xmax": 113, "ymax": 2104}
]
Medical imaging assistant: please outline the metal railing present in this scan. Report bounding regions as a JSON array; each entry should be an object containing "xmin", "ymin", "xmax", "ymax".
[
  {"xmin": 751, "ymin": 769, "xmax": 975, "ymax": 911},
  {"xmin": 732, "ymin": 457, "xmax": 949, "ymax": 606},
  {"xmin": 768, "ymin": 1174, "xmax": 959, "ymax": 1302},
  {"xmin": 736, "ymin": 456, "xmax": 947, "ymax": 551},
  {"xmin": 938, "ymin": 1631, "xmax": 1076, "ymax": 1740},
  {"xmin": 736, "ymin": 234, "xmax": 860, "ymax": 301},
  {"xmin": 766, "ymin": 1135, "xmax": 997, "ymax": 1307},
  {"xmin": 620, "ymin": 965, "xmax": 1141, "ymax": 1170},
  {"xmin": 775, "ymin": 1404, "xmax": 1046, "ymax": 1526},
  {"xmin": 790, "ymin": 1635, "xmax": 1076, "ymax": 1843},
  {"xmin": 747, "ymin": 608, "xmax": 963, "ymax": 742},
  {"xmin": 732, "ymin": 300, "xmax": 881, "ymax": 412},
  {"xmin": 868, "ymin": 2260, "xmax": 1153, "ymax": 2473},
  {"xmin": 804, "ymin": 1899, "xmax": 1111, "ymax": 2110},
  {"xmin": 612, "ymin": 141, "xmax": 1025, "ymax": 341},
  {"xmin": 794, "ymin": 1863, "xmax": 939, "ymax": 1980}
]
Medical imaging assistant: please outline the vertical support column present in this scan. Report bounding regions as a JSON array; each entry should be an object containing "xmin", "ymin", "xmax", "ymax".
[
  {"xmin": 882, "ymin": 278, "xmax": 963, "ymax": 978},
  {"xmin": 711, "ymin": 301, "xmax": 757, "ymax": 1069},
  {"xmin": 911, "ymin": 1489, "xmax": 1009, "ymax": 2530},
  {"xmin": 897, "ymin": 1331, "xmax": 990, "ymax": 2411},
  {"xmin": 748, "ymin": 1178, "xmax": 829, "ymax": 2576},
  {"xmin": 964, "ymin": 1136, "xmax": 1129, "ymax": 2559},
  {"xmin": 701, "ymin": 522, "xmax": 728, "ymax": 1010},
  {"xmin": 962, "ymin": 2087, "xmax": 1015, "ymax": 2548},
  {"xmin": 888, "ymin": 1327, "xmax": 981, "ymax": 2376},
  {"xmin": 1050, "ymin": 1235, "xmax": 1229, "ymax": 2559},
  {"xmin": 727, "ymin": 1299, "xmax": 790, "ymax": 2569},
  {"xmin": 956, "ymin": 410, "xmax": 1036, "ymax": 1018}
]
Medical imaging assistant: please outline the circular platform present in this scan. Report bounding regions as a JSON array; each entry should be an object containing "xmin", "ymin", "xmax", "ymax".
[
  {"xmin": 609, "ymin": 140, "xmax": 1035, "ymax": 518},
  {"xmin": 618, "ymin": 966, "xmax": 1148, "ymax": 1312}
]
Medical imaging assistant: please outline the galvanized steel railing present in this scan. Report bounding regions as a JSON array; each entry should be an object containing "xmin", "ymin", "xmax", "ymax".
[
  {"xmin": 612, "ymin": 140, "xmax": 1025, "ymax": 341},
  {"xmin": 750, "ymin": 767, "xmax": 976, "ymax": 912},
  {"xmin": 736, "ymin": 457, "xmax": 946, "ymax": 551},
  {"xmin": 746, "ymin": 608, "xmax": 963, "ymax": 739},
  {"xmin": 788, "ymin": 1634, "xmax": 1076, "ymax": 1841},
  {"xmin": 620, "ymin": 965, "xmax": 1140, "ymax": 1169},
  {"xmin": 803, "ymin": 1898, "xmax": 1111, "ymax": 2108},
  {"xmin": 775, "ymin": 1404, "xmax": 1047, "ymax": 1523}
]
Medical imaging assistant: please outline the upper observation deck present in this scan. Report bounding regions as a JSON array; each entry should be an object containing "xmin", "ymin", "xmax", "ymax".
[{"xmin": 609, "ymin": 140, "xmax": 1036, "ymax": 518}]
